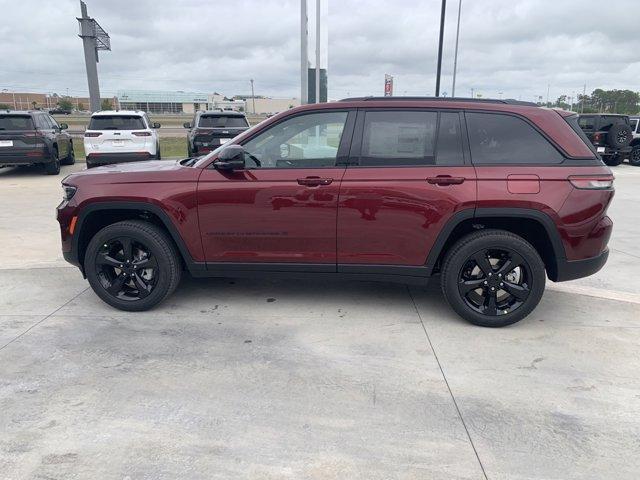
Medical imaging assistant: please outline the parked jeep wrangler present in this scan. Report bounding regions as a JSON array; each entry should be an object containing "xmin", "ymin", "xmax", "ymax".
[
  {"xmin": 57, "ymin": 97, "xmax": 613, "ymax": 327},
  {"xmin": 577, "ymin": 114, "xmax": 633, "ymax": 166},
  {"xmin": 628, "ymin": 116, "xmax": 640, "ymax": 166}
]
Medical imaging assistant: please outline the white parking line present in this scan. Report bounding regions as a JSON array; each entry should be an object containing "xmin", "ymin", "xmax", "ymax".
[{"xmin": 547, "ymin": 282, "xmax": 640, "ymax": 305}]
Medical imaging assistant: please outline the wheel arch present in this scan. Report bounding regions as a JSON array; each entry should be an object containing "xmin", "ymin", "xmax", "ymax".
[
  {"xmin": 73, "ymin": 202, "xmax": 204, "ymax": 275},
  {"xmin": 425, "ymin": 208, "xmax": 565, "ymax": 281}
]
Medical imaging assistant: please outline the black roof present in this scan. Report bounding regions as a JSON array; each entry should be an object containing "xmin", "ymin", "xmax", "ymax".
[
  {"xmin": 338, "ymin": 96, "xmax": 538, "ymax": 107},
  {"xmin": 0, "ymin": 110, "xmax": 40, "ymax": 115}
]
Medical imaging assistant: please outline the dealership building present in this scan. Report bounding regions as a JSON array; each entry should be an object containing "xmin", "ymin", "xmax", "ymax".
[{"xmin": 116, "ymin": 90, "xmax": 215, "ymax": 114}]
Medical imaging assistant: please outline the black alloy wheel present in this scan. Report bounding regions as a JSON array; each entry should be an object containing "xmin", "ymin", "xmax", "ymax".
[
  {"xmin": 441, "ymin": 229, "xmax": 545, "ymax": 327},
  {"xmin": 458, "ymin": 248, "xmax": 531, "ymax": 317},
  {"xmin": 95, "ymin": 237, "xmax": 159, "ymax": 301},
  {"xmin": 85, "ymin": 220, "xmax": 182, "ymax": 311}
]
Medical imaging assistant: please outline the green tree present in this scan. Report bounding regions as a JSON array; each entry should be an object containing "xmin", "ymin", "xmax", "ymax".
[
  {"xmin": 101, "ymin": 98, "xmax": 113, "ymax": 110},
  {"xmin": 0, "ymin": 103, "xmax": 12, "ymax": 110},
  {"xmin": 577, "ymin": 89, "xmax": 640, "ymax": 114},
  {"xmin": 57, "ymin": 98, "xmax": 73, "ymax": 111},
  {"xmin": 77, "ymin": 102, "xmax": 85, "ymax": 111}
]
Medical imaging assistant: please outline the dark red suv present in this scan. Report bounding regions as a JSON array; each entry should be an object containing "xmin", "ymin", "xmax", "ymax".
[{"xmin": 57, "ymin": 98, "xmax": 614, "ymax": 327}]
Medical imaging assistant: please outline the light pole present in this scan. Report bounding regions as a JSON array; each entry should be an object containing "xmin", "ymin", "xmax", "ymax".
[
  {"xmin": 435, "ymin": 0, "xmax": 447, "ymax": 97},
  {"xmin": 451, "ymin": 0, "xmax": 462, "ymax": 97},
  {"xmin": 315, "ymin": 0, "xmax": 321, "ymax": 103},
  {"xmin": 250, "ymin": 79, "xmax": 256, "ymax": 114},
  {"xmin": 300, "ymin": 0, "xmax": 308, "ymax": 104}
]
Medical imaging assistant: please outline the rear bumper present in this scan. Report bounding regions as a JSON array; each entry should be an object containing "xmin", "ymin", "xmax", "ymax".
[
  {"xmin": 0, "ymin": 151, "xmax": 49, "ymax": 166},
  {"xmin": 86, "ymin": 152, "xmax": 152, "ymax": 168},
  {"xmin": 555, "ymin": 248, "xmax": 609, "ymax": 282}
]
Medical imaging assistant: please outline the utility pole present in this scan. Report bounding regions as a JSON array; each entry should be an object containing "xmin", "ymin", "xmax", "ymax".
[
  {"xmin": 315, "ymin": 0, "xmax": 321, "ymax": 103},
  {"xmin": 77, "ymin": 0, "xmax": 110, "ymax": 112},
  {"xmin": 300, "ymin": 0, "xmax": 308, "ymax": 104},
  {"xmin": 435, "ymin": 0, "xmax": 447, "ymax": 97},
  {"xmin": 451, "ymin": 0, "xmax": 462, "ymax": 97},
  {"xmin": 546, "ymin": 83, "xmax": 550, "ymax": 106},
  {"xmin": 470, "ymin": 87, "xmax": 474, "ymax": 98},
  {"xmin": 250, "ymin": 79, "xmax": 256, "ymax": 114},
  {"xmin": 581, "ymin": 83, "xmax": 586, "ymax": 114}
]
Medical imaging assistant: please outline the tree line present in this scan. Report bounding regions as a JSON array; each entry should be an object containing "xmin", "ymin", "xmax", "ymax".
[{"xmin": 552, "ymin": 89, "xmax": 639, "ymax": 115}]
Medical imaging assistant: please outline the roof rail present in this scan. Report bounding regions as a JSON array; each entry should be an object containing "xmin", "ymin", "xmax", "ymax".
[{"xmin": 338, "ymin": 96, "xmax": 539, "ymax": 107}]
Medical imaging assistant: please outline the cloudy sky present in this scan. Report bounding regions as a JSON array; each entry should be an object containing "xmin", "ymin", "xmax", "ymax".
[{"xmin": 0, "ymin": 0, "xmax": 638, "ymax": 102}]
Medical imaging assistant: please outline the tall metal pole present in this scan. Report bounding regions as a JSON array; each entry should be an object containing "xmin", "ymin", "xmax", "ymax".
[
  {"xmin": 301, "ymin": 0, "xmax": 308, "ymax": 104},
  {"xmin": 435, "ymin": 0, "xmax": 447, "ymax": 97},
  {"xmin": 250, "ymin": 79, "xmax": 256, "ymax": 114},
  {"xmin": 315, "ymin": 0, "xmax": 321, "ymax": 103},
  {"xmin": 78, "ymin": 1, "xmax": 101, "ymax": 112},
  {"xmin": 581, "ymin": 83, "xmax": 586, "ymax": 113},
  {"xmin": 451, "ymin": 0, "xmax": 462, "ymax": 97}
]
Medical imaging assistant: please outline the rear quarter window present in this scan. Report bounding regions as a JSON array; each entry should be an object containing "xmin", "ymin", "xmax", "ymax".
[
  {"xmin": 0, "ymin": 115, "xmax": 34, "ymax": 130},
  {"xmin": 88, "ymin": 115, "xmax": 146, "ymax": 130},
  {"xmin": 466, "ymin": 112, "xmax": 564, "ymax": 164}
]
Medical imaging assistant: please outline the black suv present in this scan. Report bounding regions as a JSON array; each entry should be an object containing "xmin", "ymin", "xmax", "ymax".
[
  {"xmin": 577, "ymin": 114, "xmax": 633, "ymax": 166},
  {"xmin": 184, "ymin": 111, "xmax": 250, "ymax": 156},
  {"xmin": 0, "ymin": 111, "xmax": 74, "ymax": 174}
]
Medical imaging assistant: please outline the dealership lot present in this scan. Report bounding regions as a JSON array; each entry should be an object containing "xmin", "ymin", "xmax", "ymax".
[{"xmin": 1, "ymin": 163, "xmax": 639, "ymax": 479}]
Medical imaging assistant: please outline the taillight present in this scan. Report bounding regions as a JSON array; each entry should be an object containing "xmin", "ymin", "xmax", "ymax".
[
  {"xmin": 84, "ymin": 132, "xmax": 102, "ymax": 137},
  {"xmin": 132, "ymin": 131, "xmax": 151, "ymax": 136},
  {"xmin": 593, "ymin": 132, "xmax": 603, "ymax": 143},
  {"xmin": 569, "ymin": 175, "xmax": 614, "ymax": 190}
]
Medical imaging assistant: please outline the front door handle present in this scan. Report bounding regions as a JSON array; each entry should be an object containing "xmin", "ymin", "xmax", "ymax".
[
  {"xmin": 297, "ymin": 176, "xmax": 333, "ymax": 186},
  {"xmin": 427, "ymin": 175, "xmax": 465, "ymax": 186}
]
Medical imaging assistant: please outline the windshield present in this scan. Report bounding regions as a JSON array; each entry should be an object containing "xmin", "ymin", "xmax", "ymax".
[
  {"xmin": 0, "ymin": 115, "xmax": 34, "ymax": 130},
  {"xmin": 198, "ymin": 115, "xmax": 248, "ymax": 128},
  {"xmin": 88, "ymin": 115, "xmax": 146, "ymax": 130}
]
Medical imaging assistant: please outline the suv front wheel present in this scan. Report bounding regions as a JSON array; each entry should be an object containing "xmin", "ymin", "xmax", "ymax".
[
  {"xmin": 441, "ymin": 230, "xmax": 546, "ymax": 327},
  {"xmin": 85, "ymin": 220, "xmax": 182, "ymax": 311}
]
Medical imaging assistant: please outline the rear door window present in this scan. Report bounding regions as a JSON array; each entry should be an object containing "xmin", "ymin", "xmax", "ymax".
[
  {"xmin": 360, "ymin": 111, "xmax": 438, "ymax": 166},
  {"xmin": 0, "ymin": 115, "xmax": 34, "ymax": 130},
  {"xmin": 88, "ymin": 115, "xmax": 146, "ymax": 130},
  {"xmin": 466, "ymin": 112, "xmax": 564, "ymax": 164},
  {"xmin": 599, "ymin": 116, "xmax": 629, "ymax": 131},
  {"xmin": 198, "ymin": 115, "xmax": 249, "ymax": 128},
  {"xmin": 578, "ymin": 116, "xmax": 595, "ymax": 131}
]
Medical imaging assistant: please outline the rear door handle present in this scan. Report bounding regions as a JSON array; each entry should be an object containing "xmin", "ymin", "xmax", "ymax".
[
  {"xmin": 297, "ymin": 177, "xmax": 333, "ymax": 186},
  {"xmin": 427, "ymin": 175, "xmax": 465, "ymax": 186}
]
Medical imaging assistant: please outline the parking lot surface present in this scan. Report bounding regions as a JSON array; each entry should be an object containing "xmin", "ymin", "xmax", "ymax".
[{"xmin": 1, "ymin": 163, "xmax": 639, "ymax": 479}]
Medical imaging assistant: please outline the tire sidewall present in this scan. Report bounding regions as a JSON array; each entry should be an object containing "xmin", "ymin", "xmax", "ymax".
[
  {"xmin": 44, "ymin": 146, "xmax": 60, "ymax": 174},
  {"xmin": 442, "ymin": 232, "xmax": 546, "ymax": 327},
  {"xmin": 630, "ymin": 146, "xmax": 640, "ymax": 166},
  {"xmin": 85, "ymin": 223, "xmax": 175, "ymax": 311}
]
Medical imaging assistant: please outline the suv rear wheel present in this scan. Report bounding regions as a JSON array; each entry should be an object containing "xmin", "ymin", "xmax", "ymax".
[
  {"xmin": 441, "ymin": 230, "xmax": 546, "ymax": 327},
  {"xmin": 84, "ymin": 220, "xmax": 182, "ymax": 311},
  {"xmin": 43, "ymin": 146, "xmax": 60, "ymax": 175}
]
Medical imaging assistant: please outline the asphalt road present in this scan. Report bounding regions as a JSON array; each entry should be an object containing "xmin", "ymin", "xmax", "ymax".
[{"xmin": 1, "ymin": 162, "xmax": 639, "ymax": 479}]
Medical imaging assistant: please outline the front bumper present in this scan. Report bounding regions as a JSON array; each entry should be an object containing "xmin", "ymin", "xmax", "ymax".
[{"xmin": 86, "ymin": 152, "xmax": 152, "ymax": 168}]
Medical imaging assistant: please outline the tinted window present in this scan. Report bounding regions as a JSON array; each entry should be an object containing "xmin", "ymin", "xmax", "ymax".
[
  {"xmin": 88, "ymin": 115, "xmax": 145, "ymax": 130},
  {"xmin": 565, "ymin": 115, "xmax": 598, "ymax": 156},
  {"xmin": 34, "ymin": 115, "xmax": 48, "ymax": 129},
  {"xmin": 360, "ymin": 111, "xmax": 437, "ymax": 166},
  {"xmin": 467, "ymin": 112, "xmax": 564, "ymax": 164},
  {"xmin": 48, "ymin": 115, "xmax": 60, "ymax": 129},
  {"xmin": 599, "ymin": 116, "xmax": 629, "ymax": 131},
  {"xmin": 578, "ymin": 116, "xmax": 595, "ymax": 130},
  {"xmin": 242, "ymin": 111, "xmax": 347, "ymax": 168},
  {"xmin": 0, "ymin": 115, "xmax": 34, "ymax": 130},
  {"xmin": 436, "ymin": 112, "xmax": 464, "ymax": 165},
  {"xmin": 630, "ymin": 119, "xmax": 638, "ymax": 132},
  {"xmin": 198, "ymin": 115, "xmax": 249, "ymax": 128}
]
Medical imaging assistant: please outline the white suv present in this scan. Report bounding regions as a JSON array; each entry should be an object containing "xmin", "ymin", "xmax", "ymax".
[{"xmin": 84, "ymin": 111, "xmax": 160, "ymax": 168}]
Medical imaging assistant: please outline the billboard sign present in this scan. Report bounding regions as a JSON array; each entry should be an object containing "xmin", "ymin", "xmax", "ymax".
[{"xmin": 384, "ymin": 74, "xmax": 393, "ymax": 97}]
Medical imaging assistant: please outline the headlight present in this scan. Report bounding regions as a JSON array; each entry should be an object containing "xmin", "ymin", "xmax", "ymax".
[{"xmin": 62, "ymin": 184, "xmax": 77, "ymax": 201}]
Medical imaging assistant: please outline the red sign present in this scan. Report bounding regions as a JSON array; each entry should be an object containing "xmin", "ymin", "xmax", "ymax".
[{"xmin": 384, "ymin": 74, "xmax": 393, "ymax": 97}]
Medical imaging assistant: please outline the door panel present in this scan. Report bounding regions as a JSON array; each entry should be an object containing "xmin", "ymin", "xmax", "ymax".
[
  {"xmin": 197, "ymin": 110, "xmax": 354, "ymax": 265},
  {"xmin": 197, "ymin": 167, "xmax": 344, "ymax": 263},
  {"xmin": 337, "ymin": 109, "xmax": 476, "ymax": 266},
  {"xmin": 338, "ymin": 166, "xmax": 476, "ymax": 265}
]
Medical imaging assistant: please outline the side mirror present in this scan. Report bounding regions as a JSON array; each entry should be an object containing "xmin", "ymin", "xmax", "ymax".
[
  {"xmin": 183, "ymin": 122, "xmax": 192, "ymax": 129},
  {"xmin": 153, "ymin": 122, "xmax": 161, "ymax": 129},
  {"xmin": 59, "ymin": 123, "xmax": 68, "ymax": 130},
  {"xmin": 214, "ymin": 145, "xmax": 245, "ymax": 171}
]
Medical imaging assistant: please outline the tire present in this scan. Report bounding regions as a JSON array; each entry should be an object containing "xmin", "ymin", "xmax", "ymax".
[
  {"xmin": 441, "ymin": 229, "xmax": 546, "ymax": 327},
  {"xmin": 84, "ymin": 220, "xmax": 182, "ymax": 311},
  {"xmin": 43, "ymin": 146, "xmax": 60, "ymax": 175},
  {"xmin": 155, "ymin": 145, "xmax": 161, "ymax": 160},
  {"xmin": 606, "ymin": 123, "xmax": 632, "ymax": 149},
  {"xmin": 630, "ymin": 146, "xmax": 640, "ymax": 166},
  {"xmin": 602, "ymin": 155, "xmax": 623, "ymax": 167},
  {"xmin": 60, "ymin": 142, "xmax": 75, "ymax": 166}
]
